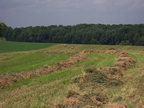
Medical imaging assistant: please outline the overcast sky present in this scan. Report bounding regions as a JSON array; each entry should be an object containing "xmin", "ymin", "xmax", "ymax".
[{"xmin": 0, "ymin": 0, "xmax": 144, "ymax": 28}]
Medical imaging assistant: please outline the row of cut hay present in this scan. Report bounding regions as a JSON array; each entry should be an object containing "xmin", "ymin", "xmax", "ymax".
[
  {"xmin": 0, "ymin": 52, "xmax": 87, "ymax": 89},
  {"xmin": 83, "ymin": 49, "xmax": 136, "ymax": 70},
  {"xmin": 56, "ymin": 90, "xmax": 125, "ymax": 108},
  {"xmin": 3, "ymin": 51, "xmax": 80, "ymax": 56},
  {"xmin": 56, "ymin": 49, "xmax": 136, "ymax": 108},
  {"xmin": 82, "ymin": 50, "xmax": 105, "ymax": 53},
  {"xmin": 56, "ymin": 90, "xmax": 108, "ymax": 108}
]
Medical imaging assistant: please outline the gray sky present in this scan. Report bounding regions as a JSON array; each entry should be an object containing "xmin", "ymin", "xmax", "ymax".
[{"xmin": 0, "ymin": 0, "xmax": 144, "ymax": 28}]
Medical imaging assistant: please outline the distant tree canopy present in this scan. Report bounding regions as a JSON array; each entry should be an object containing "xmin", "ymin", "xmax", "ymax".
[
  {"xmin": 0, "ymin": 21, "xmax": 8, "ymax": 38},
  {"xmin": 3, "ymin": 23, "xmax": 144, "ymax": 46}
]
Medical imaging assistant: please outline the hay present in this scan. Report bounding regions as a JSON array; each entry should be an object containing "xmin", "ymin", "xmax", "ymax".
[
  {"xmin": 116, "ymin": 51, "xmax": 128, "ymax": 57},
  {"xmin": 71, "ymin": 49, "xmax": 136, "ymax": 89},
  {"xmin": 105, "ymin": 102, "xmax": 125, "ymax": 108},
  {"xmin": 71, "ymin": 67, "xmax": 124, "ymax": 89},
  {"xmin": 56, "ymin": 90, "xmax": 108, "ymax": 108},
  {"xmin": 84, "ymin": 105, "xmax": 97, "ymax": 108},
  {"xmin": 0, "ymin": 52, "xmax": 87, "ymax": 89},
  {"xmin": 117, "ymin": 57, "xmax": 136, "ymax": 63},
  {"xmin": 82, "ymin": 50, "xmax": 104, "ymax": 53},
  {"xmin": 114, "ymin": 61, "xmax": 130, "ymax": 68},
  {"xmin": 1, "ymin": 49, "xmax": 136, "ymax": 107},
  {"xmin": 56, "ymin": 49, "xmax": 136, "ymax": 107},
  {"xmin": 105, "ymin": 50, "xmax": 117, "ymax": 54},
  {"xmin": 4, "ymin": 51, "xmax": 81, "ymax": 57}
]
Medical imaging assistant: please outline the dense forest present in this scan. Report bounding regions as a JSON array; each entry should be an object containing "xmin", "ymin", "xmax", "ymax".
[{"xmin": 3, "ymin": 23, "xmax": 144, "ymax": 45}]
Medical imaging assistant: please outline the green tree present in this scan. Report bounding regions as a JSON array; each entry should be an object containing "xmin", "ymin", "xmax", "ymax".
[
  {"xmin": 0, "ymin": 21, "xmax": 8, "ymax": 38},
  {"xmin": 135, "ymin": 36, "xmax": 144, "ymax": 46}
]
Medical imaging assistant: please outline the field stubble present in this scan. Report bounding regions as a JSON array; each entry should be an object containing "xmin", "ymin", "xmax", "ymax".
[{"xmin": 0, "ymin": 44, "xmax": 144, "ymax": 108}]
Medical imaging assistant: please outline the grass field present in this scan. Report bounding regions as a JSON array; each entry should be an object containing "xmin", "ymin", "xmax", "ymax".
[
  {"xmin": 0, "ymin": 41, "xmax": 56, "ymax": 53},
  {"xmin": 0, "ymin": 42, "xmax": 144, "ymax": 108},
  {"xmin": 0, "ymin": 53, "xmax": 72, "ymax": 74}
]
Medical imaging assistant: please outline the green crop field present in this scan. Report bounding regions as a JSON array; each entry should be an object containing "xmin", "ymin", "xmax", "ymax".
[
  {"xmin": 0, "ymin": 43, "xmax": 144, "ymax": 108},
  {"xmin": 0, "ymin": 41, "xmax": 56, "ymax": 53}
]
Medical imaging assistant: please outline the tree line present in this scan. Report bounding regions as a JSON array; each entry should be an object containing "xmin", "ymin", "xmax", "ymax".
[
  {"xmin": 0, "ymin": 21, "xmax": 8, "ymax": 38},
  {"xmin": 3, "ymin": 23, "xmax": 144, "ymax": 45}
]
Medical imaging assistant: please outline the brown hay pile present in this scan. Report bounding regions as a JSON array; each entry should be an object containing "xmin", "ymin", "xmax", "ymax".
[
  {"xmin": 55, "ymin": 90, "xmax": 108, "ymax": 108},
  {"xmin": 105, "ymin": 50, "xmax": 117, "ymax": 54},
  {"xmin": 117, "ymin": 57, "xmax": 136, "ymax": 63},
  {"xmin": 98, "ymin": 67, "xmax": 124, "ymax": 80},
  {"xmin": 114, "ymin": 61, "xmax": 130, "ymax": 68},
  {"xmin": 82, "ymin": 50, "xmax": 95, "ymax": 53},
  {"xmin": 116, "ymin": 51, "xmax": 128, "ymax": 57},
  {"xmin": 114, "ymin": 53, "xmax": 136, "ymax": 70},
  {"xmin": 94, "ymin": 50, "xmax": 104, "ymax": 53}
]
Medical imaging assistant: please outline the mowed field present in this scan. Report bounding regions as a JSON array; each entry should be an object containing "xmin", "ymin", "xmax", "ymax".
[{"xmin": 0, "ymin": 42, "xmax": 144, "ymax": 108}]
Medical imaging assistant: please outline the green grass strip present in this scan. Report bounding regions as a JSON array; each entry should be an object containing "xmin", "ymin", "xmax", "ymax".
[
  {"xmin": 0, "ymin": 41, "xmax": 56, "ymax": 53},
  {"xmin": 0, "ymin": 53, "xmax": 72, "ymax": 74}
]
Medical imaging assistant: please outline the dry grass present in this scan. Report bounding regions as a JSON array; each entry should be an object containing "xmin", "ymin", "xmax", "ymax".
[
  {"xmin": 0, "ymin": 44, "xmax": 144, "ymax": 107},
  {"xmin": 104, "ymin": 52, "xmax": 144, "ymax": 108},
  {"xmin": 0, "ymin": 72, "xmax": 85, "ymax": 108}
]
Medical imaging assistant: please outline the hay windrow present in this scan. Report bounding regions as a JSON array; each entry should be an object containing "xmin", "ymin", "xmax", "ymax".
[
  {"xmin": 3, "ymin": 51, "xmax": 80, "ymax": 56},
  {"xmin": 71, "ymin": 49, "xmax": 136, "ymax": 89},
  {"xmin": 0, "ymin": 52, "xmax": 87, "ymax": 89},
  {"xmin": 0, "ymin": 49, "xmax": 136, "ymax": 107},
  {"xmin": 71, "ymin": 67, "xmax": 124, "ymax": 90},
  {"xmin": 55, "ymin": 90, "xmax": 108, "ymax": 108},
  {"xmin": 57, "ymin": 49, "xmax": 135, "ymax": 108}
]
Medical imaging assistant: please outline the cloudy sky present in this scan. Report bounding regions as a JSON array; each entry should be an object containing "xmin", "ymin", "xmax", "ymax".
[{"xmin": 0, "ymin": 0, "xmax": 144, "ymax": 28}]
